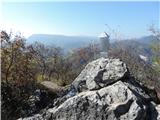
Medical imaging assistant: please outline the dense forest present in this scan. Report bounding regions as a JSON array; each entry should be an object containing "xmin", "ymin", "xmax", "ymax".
[{"xmin": 1, "ymin": 26, "xmax": 160, "ymax": 120}]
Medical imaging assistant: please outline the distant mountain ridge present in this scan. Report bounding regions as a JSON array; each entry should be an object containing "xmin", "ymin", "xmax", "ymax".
[
  {"xmin": 27, "ymin": 34, "xmax": 156, "ymax": 54},
  {"xmin": 27, "ymin": 34, "xmax": 97, "ymax": 51},
  {"xmin": 135, "ymin": 35, "xmax": 156, "ymax": 44}
]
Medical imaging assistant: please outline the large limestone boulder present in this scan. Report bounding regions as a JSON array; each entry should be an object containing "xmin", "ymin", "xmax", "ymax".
[
  {"xmin": 72, "ymin": 58, "xmax": 128, "ymax": 91},
  {"xmin": 18, "ymin": 58, "xmax": 160, "ymax": 120},
  {"xmin": 20, "ymin": 81, "xmax": 159, "ymax": 120},
  {"xmin": 44, "ymin": 81, "xmax": 148, "ymax": 120}
]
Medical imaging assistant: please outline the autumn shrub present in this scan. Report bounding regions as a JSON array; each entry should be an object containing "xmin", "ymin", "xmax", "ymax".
[{"xmin": 1, "ymin": 31, "xmax": 38, "ymax": 119}]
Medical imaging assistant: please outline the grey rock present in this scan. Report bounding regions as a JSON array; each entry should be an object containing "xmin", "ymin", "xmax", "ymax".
[
  {"xmin": 156, "ymin": 105, "xmax": 160, "ymax": 120},
  {"xmin": 148, "ymin": 102, "xmax": 160, "ymax": 120},
  {"xmin": 21, "ymin": 81, "xmax": 148, "ymax": 120},
  {"xmin": 72, "ymin": 57, "xmax": 128, "ymax": 91}
]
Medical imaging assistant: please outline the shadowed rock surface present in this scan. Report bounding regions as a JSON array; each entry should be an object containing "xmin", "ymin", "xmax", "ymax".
[{"xmin": 18, "ymin": 58, "xmax": 160, "ymax": 120}]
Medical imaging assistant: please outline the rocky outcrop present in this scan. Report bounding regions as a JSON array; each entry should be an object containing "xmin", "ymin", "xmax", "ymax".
[
  {"xmin": 72, "ymin": 58, "xmax": 128, "ymax": 91},
  {"xmin": 18, "ymin": 58, "xmax": 160, "ymax": 120}
]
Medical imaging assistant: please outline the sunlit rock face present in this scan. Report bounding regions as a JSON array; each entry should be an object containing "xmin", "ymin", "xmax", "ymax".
[
  {"xmin": 72, "ymin": 58, "xmax": 128, "ymax": 91},
  {"xmin": 18, "ymin": 58, "xmax": 160, "ymax": 120}
]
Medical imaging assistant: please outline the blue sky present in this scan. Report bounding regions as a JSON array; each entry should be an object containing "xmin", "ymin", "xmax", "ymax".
[{"xmin": 1, "ymin": 1, "xmax": 159, "ymax": 38}]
